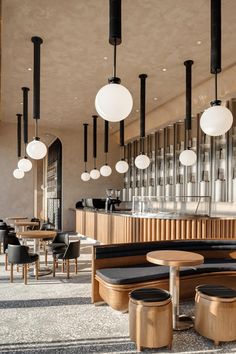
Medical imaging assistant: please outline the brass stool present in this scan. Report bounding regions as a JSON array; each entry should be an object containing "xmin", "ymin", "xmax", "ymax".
[
  {"xmin": 195, "ymin": 284, "xmax": 236, "ymax": 346},
  {"xmin": 129, "ymin": 288, "xmax": 172, "ymax": 352}
]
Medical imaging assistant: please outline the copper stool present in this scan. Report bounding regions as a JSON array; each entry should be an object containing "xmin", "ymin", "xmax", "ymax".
[
  {"xmin": 129, "ymin": 288, "xmax": 172, "ymax": 352},
  {"xmin": 195, "ymin": 284, "xmax": 236, "ymax": 346}
]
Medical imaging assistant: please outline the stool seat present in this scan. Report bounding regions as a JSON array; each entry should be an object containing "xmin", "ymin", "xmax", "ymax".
[
  {"xmin": 130, "ymin": 288, "xmax": 171, "ymax": 302},
  {"xmin": 196, "ymin": 284, "xmax": 236, "ymax": 299}
]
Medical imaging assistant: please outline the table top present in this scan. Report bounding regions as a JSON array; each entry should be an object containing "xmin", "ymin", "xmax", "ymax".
[
  {"xmin": 147, "ymin": 250, "xmax": 204, "ymax": 267},
  {"xmin": 6, "ymin": 216, "xmax": 28, "ymax": 221},
  {"xmin": 14, "ymin": 221, "xmax": 39, "ymax": 226},
  {"xmin": 16, "ymin": 230, "xmax": 57, "ymax": 239}
]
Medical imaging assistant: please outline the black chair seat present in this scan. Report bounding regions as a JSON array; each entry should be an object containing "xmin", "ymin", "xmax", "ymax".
[
  {"xmin": 29, "ymin": 253, "xmax": 39, "ymax": 263},
  {"xmin": 130, "ymin": 288, "xmax": 170, "ymax": 302},
  {"xmin": 47, "ymin": 242, "xmax": 66, "ymax": 250},
  {"xmin": 55, "ymin": 252, "xmax": 65, "ymax": 259},
  {"xmin": 197, "ymin": 284, "xmax": 236, "ymax": 298}
]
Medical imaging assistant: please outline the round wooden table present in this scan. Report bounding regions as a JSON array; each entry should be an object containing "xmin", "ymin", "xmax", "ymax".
[
  {"xmin": 6, "ymin": 216, "xmax": 28, "ymax": 221},
  {"xmin": 16, "ymin": 230, "xmax": 57, "ymax": 276},
  {"xmin": 147, "ymin": 250, "xmax": 204, "ymax": 330},
  {"xmin": 14, "ymin": 221, "xmax": 39, "ymax": 232}
]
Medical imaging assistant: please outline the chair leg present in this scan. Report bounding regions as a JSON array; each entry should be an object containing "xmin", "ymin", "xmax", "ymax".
[
  {"xmin": 45, "ymin": 249, "xmax": 48, "ymax": 266},
  {"xmin": 16, "ymin": 265, "xmax": 19, "ymax": 272},
  {"xmin": 22, "ymin": 265, "xmax": 24, "ymax": 279},
  {"xmin": 56, "ymin": 259, "xmax": 59, "ymax": 268},
  {"xmin": 35, "ymin": 261, "xmax": 39, "ymax": 280},
  {"xmin": 24, "ymin": 264, "xmax": 28, "ymax": 285},
  {"xmin": 5, "ymin": 253, "xmax": 8, "ymax": 271},
  {"xmin": 66, "ymin": 259, "xmax": 70, "ymax": 279},
  {"xmin": 53, "ymin": 257, "xmax": 56, "ymax": 277},
  {"xmin": 62, "ymin": 260, "xmax": 65, "ymax": 273},
  {"xmin": 10, "ymin": 263, "xmax": 13, "ymax": 283},
  {"xmin": 75, "ymin": 258, "xmax": 78, "ymax": 274}
]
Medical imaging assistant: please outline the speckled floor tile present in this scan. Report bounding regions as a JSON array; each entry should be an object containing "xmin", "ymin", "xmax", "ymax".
[{"xmin": 0, "ymin": 241, "xmax": 235, "ymax": 354}]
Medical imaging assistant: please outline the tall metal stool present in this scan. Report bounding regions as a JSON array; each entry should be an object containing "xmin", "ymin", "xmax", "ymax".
[
  {"xmin": 129, "ymin": 288, "xmax": 172, "ymax": 352},
  {"xmin": 195, "ymin": 284, "xmax": 236, "ymax": 345}
]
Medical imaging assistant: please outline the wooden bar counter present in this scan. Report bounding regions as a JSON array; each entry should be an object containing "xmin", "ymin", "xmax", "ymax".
[{"xmin": 76, "ymin": 209, "xmax": 236, "ymax": 244}]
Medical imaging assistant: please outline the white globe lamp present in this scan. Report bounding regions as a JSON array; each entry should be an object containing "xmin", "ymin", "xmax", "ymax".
[
  {"xmin": 100, "ymin": 164, "xmax": 112, "ymax": 177},
  {"xmin": 81, "ymin": 171, "xmax": 90, "ymax": 182},
  {"xmin": 90, "ymin": 168, "xmax": 100, "ymax": 180},
  {"xmin": 18, "ymin": 157, "xmax": 32, "ymax": 172},
  {"xmin": 135, "ymin": 154, "xmax": 150, "ymax": 170},
  {"xmin": 95, "ymin": 83, "xmax": 133, "ymax": 122},
  {"xmin": 200, "ymin": 104, "xmax": 233, "ymax": 136},
  {"xmin": 179, "ymin": 149, "xmax": 197, "ymax": 166},
  {"xmin": 26, "ymin": 138, "xmax": 47, "ymax": 160},
  {"xmin": 13, "ymin": 168, "xmax": 25, "ymax": 179},
  {"xmin": 115, "ymin": 160, "xmax": 129, "ymax": 174}
]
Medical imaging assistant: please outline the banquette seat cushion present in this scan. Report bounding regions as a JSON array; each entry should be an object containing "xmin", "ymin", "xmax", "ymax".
[
  {"xmin": 96, "ymin": 259, "xmax": 236, "ymax": 285},
  {"xmin": 129, "ymin": 287, "xmax": 171, "ymax": 302}
]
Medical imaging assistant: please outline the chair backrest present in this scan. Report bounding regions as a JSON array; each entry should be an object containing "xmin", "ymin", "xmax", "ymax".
[
  {"xmin": 29, "ymin": 218, "xmax": 40, "ymax": 230},
  {"xmin": 53, "ymin": 232, "xmax": 69, "ymax": 245},
  {"xmin": 41, "ymin": 222, "xmax": 55, "ymax": 231},
  {"xmin": 8, "ymin": 244, "xmax": 31, "ymax": 264},
  {"xmin": 0, "ymin": 229, "xmax": 8, "ymax": 243},
  {"xmin": 4, "ymin": 233, "xmax": 20, "ymax": 252},
  {"xmin": 0, "ymin": 222, "xmax": 8, "ymax": 230},
  {"xmin": 63, "ymin": 241, "xmax": 80, "ymax": 259}
]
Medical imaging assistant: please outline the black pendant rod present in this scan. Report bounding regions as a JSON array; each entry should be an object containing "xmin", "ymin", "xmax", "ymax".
[
  {"xmin": 184, "ymin": 60, "xmax": 193, "ymax": 131},
  {"xmin": 119, "ymin": 120, "xmax": 124, "ymax": 147},
  {"xmin": 104, "ymin": 120, "xmax": 109, "ymax": 154},
  {"xmin": 211, "ymin": 0, "xmax": 221, "ymax": 75},
  {"xmin": 22, "ymin": 87, "xmax": 30, "ymax": 147},
  {"xmin": 139, "ymin": 74, "xmax": 148, "ymax": 153},
  {"xmin": 92, "ymin": 115, "xmax": 98, "ymax": 166},
  {"xmin": 109, "ymin": 0, "xmax": 121, "ymax": 83},
  {"xmin": 83, "ymin": 123, "xmax": 89, "ymax": 166},
  {"xmin": 16, "ymin": 114, "xmax": 22, "ymax": 158},
  {"xmin": 31, "ymin": 36, "xmax": 43, "ymax": 124}
]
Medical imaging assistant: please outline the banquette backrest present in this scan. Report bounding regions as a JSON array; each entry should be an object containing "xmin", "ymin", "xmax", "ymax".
[{"xmin": 93, "ymin": 239, "xmax": 236, "ymax": 271}]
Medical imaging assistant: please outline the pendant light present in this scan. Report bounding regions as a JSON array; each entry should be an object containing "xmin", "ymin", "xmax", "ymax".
[
  {"xmin": 115, "ymin": 120, "xmax": 129, "ymax": 173},
  {"xmin": 90, "ymin": 115, "xmax": 100, "ymax": 179},
  {"xmin": 81, "ymin": 123, "xmax": 90, "ymax": 182},
  {"xmin": 135, "ymin": 74, "xmax": 150, "ymax": 169},
  {"xmin": 100, "ymin": 120, "xmax": 112, "ymax": 176},
  {"xmin": 27, "ymin": 36, "xmax": 47, "ymax": 159},
  {"xmin": 13, "ymin": 114, "xmax": 25, "ymax": 179},
  {"xmin": 95, "ymin": 0, "xmax": 133, "ymax": 122},
  {"xmin": 179, "ymin": 60, "xmax": 197, "ymax": 166},
  {"xmin": 200, "ymin": 0, "xmax": 233, "ymax": 136},
  {"xmin": 18, "ymin": 87, "xmax": 32, "ymax": 172}
]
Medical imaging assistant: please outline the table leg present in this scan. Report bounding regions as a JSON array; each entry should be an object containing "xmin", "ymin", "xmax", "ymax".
[
  {"xmin": 29, "ymin": 239, "xmax": 52, "ymax": 278},
  {"xmin": 169, "ymin": 266, "xmax": 193, "ymax": 331}
]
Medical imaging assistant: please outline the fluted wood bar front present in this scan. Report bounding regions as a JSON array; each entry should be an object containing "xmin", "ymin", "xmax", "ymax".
[{"xmin": 76, "ymin": 209, "xmax": 236, "ymax": 244}]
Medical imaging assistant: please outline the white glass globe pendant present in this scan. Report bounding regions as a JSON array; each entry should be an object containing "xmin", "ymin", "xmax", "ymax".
[
  {"xmin": 81, "ymin": 171, "xmax": 90, "ymax": 182},
  {"xmin": 18, "ymin": 157, "xmax": 32, "ymax": 172},
  {"xmin": 27, "ymin": 138, "xmax": 47, "ymax": 160},
  {"xmin": 179, "ymin": 149, "xmax": 197, "ymax": 166},
  {"xmin": 200, "ymin": 102, "xmax": 233, "ymax": 136},
  {"xmin": 90, "ymin": 168, "xmax": 100, "ymax": 180},
  {"xmin": 100, "ymin": 164, "xmax": 112, "ymax": 177},
  {"xmin": 135, "ymin": 154, "xmax": 150, "ymax": 169},
  {"xmin": 95, "ymin": 0, "xmax": 132, "ymax": 122},
  {"xmin": 115, "ymin": 159, "xmax": 129, "ymax": 174},
  {"xmin": 13, "ymin": 168, "xmax": 25, "ymax": 179}
]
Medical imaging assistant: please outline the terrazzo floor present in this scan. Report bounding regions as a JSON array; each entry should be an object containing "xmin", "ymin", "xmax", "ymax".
[{"xmin": 0, "ymin": 239, "xmax": 236, "ymax": 354}]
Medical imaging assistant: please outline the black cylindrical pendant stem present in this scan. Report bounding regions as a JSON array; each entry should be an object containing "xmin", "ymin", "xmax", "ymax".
[
  {"xmin": 184, "ymin": 60, "xmax": 193, "ymax": 131},
  {"xmin": 92, "ymin": 115, "xmax": 98, "ymax": 159},
  {"xmin": 22, "ymin": 87, "xmax": 30, "ymax": 144},
  {"xmin": 120, "ymin": 120, "xmax": 124, "ymax": 147},
  {"xmin": 83, "ymin": 123, "xmax": 89, "ymax": 163},
  {"xmin": 139, "ymin": 74, "xmax": 148, "ymax": 138},
  {"xmin": 109, "ymin": 0, "xmax": 121, "ymax": 45},
  {"xmin": 211, "ymin": 0, "xmax": 221, "ymax": 74},
  {"xmin": 104, "ymin": 120, "xmax": 109, "ymax": 153},
  {"xmin": 31, "ymin": 36, "xmax": 43, "ymax": 120},
  {"xmin": 16, "ymin": 114, "xmax": 22, "ymax": 158}
]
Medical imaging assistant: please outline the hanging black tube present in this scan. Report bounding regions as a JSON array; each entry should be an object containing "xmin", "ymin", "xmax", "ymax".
[
  {"xmin": 31, "ymin": 36, "xmax": 43, "ymax": 120},
  {"xmin": 109, "ymin": 0, "xmax": 121, "ymax": 45},
  {"xmin": 92, "ymin": 115, "xmax": 98, "ymax": 159},
  {"xmin": 120, "ymin": 120, "xmax": 124, "ymax": 147},
  {"xmin": 139, "ymin": 74, "xmax": 148, "ymax": 138},
  {"xmin": 22, "ymin": 87, "xmax": 30, "ymax": 144},
  {"xmin": 16, "ymin": 114, "xmax": 22, "ymax": 158},
  {"xmin": 184, "ymin": 60, "xmax": 193, "ymax": 131},
  {"xmin": 211, "ymin": 0, "xmax": 221, "ymax": 74},
  {"xmin": 83, "ymin": 123, "xmax": 89, "ymax": 163},
  {"xmin": 104, "ymin": 120, "xmax": 109, "ymax": 153}
]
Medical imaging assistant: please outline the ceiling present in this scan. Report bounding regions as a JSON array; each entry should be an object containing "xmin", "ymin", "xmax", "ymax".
[{"xmin": 1, "ymin": 0, "xmax": 236, "ymax": 133}]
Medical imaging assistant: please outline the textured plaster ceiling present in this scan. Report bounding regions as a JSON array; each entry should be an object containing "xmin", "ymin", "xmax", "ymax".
[{"xmin": 1, "ymin": 0, "xmax": 236, "ymax": 133}]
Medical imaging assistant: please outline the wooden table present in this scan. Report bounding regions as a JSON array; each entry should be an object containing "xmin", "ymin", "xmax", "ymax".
[
  {"xmin": 6, "ymin": 216, "xmax": 28, "ymax": 221},
  {"xmin": 16, "ymin": 230, "xmax": 56, "ymax": 276},
  {"xmin": 147, "ymin": 250, "xmax": 204, "ymax": 330},
  {"xmin": 14, "ymin": 221, "xmax": 39, "ymax": 232}
]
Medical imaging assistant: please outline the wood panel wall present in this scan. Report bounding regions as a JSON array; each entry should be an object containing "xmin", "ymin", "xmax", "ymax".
[{"xmin": 76, "ymin": 210, "xmax": 236, "ymax": 244}]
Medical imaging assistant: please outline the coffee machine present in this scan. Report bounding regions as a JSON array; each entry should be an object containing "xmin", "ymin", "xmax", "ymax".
[{"xmin": 105, "ymin": 189, "xmax": 121, "ymax": 212}]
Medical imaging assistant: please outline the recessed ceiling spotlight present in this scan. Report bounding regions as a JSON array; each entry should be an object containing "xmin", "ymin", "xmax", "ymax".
[
  {"xmin": 136, "ymin": 109, "xmax": 139, "ymax": 112},
  {"xmin": 197, "ymin": 40, "xmax": 202, "ymax": 45},
  {"xmin": 28, "ymin": 67, "xmax": 32, "ymax": 71},
  {"xmin": 103, "ymin": 56, "xmax": 108, "ymax": 60},
  {"xmin": 162, "ymin": 68, "xmax": 167, "ymax": 72},
  {"xmin": 74, "ymin": 96, "xmax": 78, "ymax": 100},
  {"xmin": 153, "ymin": 97, "xmax": 158, "ymax": 101},
  {"xmin": 20, "ymin": 102, "xmax": 23, "ymax": 105}
]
